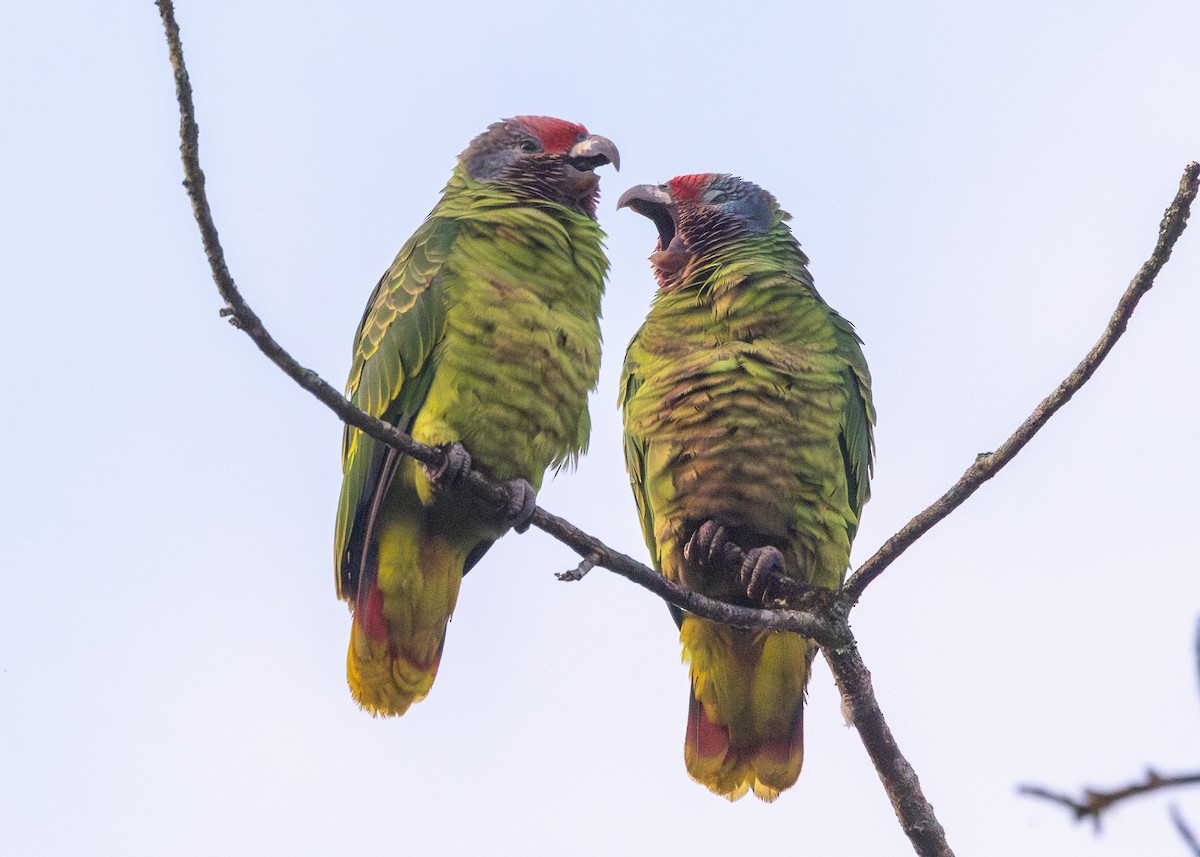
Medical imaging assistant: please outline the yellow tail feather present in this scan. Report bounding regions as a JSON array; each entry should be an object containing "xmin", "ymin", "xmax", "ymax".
[
  {"xmin": 346, "ymin": 527, "xmax": 466, "ymax": 716},
  {"xmin": 681, "ymin": 616, "xmax": 811, "ymax": 801}
]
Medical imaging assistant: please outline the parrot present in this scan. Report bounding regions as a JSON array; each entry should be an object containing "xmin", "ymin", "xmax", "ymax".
[
  {"xmin": 335, "ymin": 116, "xmax": 619, "ymax": 716},
  {"xmin": 617, "ymin": 174, "xmax": 874, "ymax": 801}
]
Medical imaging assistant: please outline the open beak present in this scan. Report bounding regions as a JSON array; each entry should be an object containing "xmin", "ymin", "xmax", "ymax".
[{"xmin": 618, "ymin": 184, "xmax": 691, "ymax": 273}]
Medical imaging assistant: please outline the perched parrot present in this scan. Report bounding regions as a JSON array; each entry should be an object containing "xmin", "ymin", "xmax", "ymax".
[
  {"xmin": 618, "ymin": 174, "xmax": 874, "ymax": 801},
  {"xmin": 335, "ymin": 116, "xmax": 619, "ymax": 716}
]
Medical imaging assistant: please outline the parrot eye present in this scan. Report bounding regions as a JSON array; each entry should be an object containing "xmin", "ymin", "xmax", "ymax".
[{"xmin": 519, "ymin": 138, "xmax": 541, "ymax": 153}]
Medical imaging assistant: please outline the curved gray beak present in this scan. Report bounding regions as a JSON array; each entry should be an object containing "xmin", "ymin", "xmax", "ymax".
[
  {"xmin": 618, "ymin": 183, "xmax": 690, "ymax": 272},
  {"xmin": 616, "ymin": 183, "xmax": 672, "ymax": 211},
  {"xmin": 567, "ymin": 134, "xmax": 621, "ymax": 172},
  {"xmin": 618, "ymin": 184, "xmax": 677, "ymax": 246}
]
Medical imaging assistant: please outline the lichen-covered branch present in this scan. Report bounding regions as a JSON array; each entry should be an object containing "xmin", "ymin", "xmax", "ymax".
[
  {"xmin": 843, "ymin": 161, "xmax": 1200, "ymax": 604},
  {"xmin": 1019, "ymin": 770, "xmax": 1200, "ymax": 830}
]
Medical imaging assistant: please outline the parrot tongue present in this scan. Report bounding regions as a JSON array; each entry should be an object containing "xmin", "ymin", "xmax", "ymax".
[{"xmin": 650, "ymin": 234, "xmax": 692, "ymax": 273}]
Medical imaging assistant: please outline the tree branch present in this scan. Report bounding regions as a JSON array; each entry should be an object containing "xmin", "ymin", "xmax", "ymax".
[
  {"xmin": 842, "ymin": 161, "xmax": 1200, "ymax": 605},
  {"xmin": 1171, "ymin": 805, "xmax": 1200, "ymax": 857},
  {"xmin": 156, "ymin": 5, "xmax": 1194, "ymax": 855},
  {"xmin": 824, "ymin": 640, "xmax": 951, "ymax": 856},
  {"xmin": 1193, "ymin": 616, "xmax": 1200, "ymax": 702},
  {"xmin": 1019, "ymin": 770, "xmax": 1200, "ymax": 831}
]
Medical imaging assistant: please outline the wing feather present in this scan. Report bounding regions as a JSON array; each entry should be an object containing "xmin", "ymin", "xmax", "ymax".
[
  {"xmin": 334, "ymin": 216, "xmax": 457, "ymax": 599},
  {"xmin": 830, "ymin": 311, "xmax": 875, "ymax": 535}
]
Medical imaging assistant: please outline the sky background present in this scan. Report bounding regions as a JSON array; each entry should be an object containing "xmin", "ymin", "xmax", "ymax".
[{"xmin": 2, "ymin": 2, "xmax": 1199, "ymax": 855}]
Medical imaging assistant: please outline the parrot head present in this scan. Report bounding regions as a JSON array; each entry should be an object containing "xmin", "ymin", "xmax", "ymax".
[
  {"xmin": 618, "ymin": 174, "xmax": 786, "ymax": 285},
  {"xmin": 461, "ymin": 116, "xmax": 620, "ymax": 218}
]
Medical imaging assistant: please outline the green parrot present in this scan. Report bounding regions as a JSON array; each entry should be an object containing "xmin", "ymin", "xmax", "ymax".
[
  {"xmin": 335, "ymin": 116, "xmax": 619, "ymax": 716},
  {"xmin": 618, "ymin": 174, "xmax": 874, "ymax": 801}
]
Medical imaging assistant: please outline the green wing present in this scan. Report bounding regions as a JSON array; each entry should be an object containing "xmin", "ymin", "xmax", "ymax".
[
  {"xmin": 620, "ymin": 333, "xmax": 688, "ymax": 626},
  {"xmin": 619, "ymin": 336, "xmax": 659, "ymax": 569},
  {"xmin": 831, "ymin": 311, "xmax": 875, "ymax": 538},
  {"xmin": 334, "ymin": 215, "xmax": 457, "ymax": 599}
]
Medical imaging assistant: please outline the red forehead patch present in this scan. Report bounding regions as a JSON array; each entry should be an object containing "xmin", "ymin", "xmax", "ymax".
[
  {"xmin": 512, "ymin": 115, "xmax": 588, "ymax": 154},
  {"xmin": 667, "ymin": 173, "xmax": 719, "ymax": 203}
]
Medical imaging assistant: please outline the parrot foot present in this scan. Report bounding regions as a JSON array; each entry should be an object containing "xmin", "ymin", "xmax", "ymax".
[
  {"xmin": 426, "ymin": 442, "xmax": 472, "ymax": 488},
  {"xmin": 739, "ymin": 546, "xmax": 788, "ymax": 604},
  {"xmin": 502, "ymin": 478, "xmax": 537, "ymax": 534},
  {"xmin": 738, "ymin": 548, "xmax": 834, "ymax": 612},
  {"xmin": 684, "ymin": 519, "xmax": 735, "ymax": 569}
]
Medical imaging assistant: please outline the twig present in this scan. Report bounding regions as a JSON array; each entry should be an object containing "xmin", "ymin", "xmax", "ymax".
[
  {"xmin": 824, "ymin": 641, "xmax": 951, "ymax": 856},
  {"xmin": 155, "ymin": 2, "xmax": 442, "ymax": 473},
  {"xmin": 842, "ymin": 161, "xmax": 1200, "ymax": 605},
  {"xmin": 1018, "ymin": 770, "xmax": 1200, "ymax": 831},
  {"xmin": 557, "ymin": 551, "xmax": 601, "ymax": 581},
  {"xmin": 1193, "ymin": 617, "xmax": 1200, "ymax": 702},
  {"xmin": 1171, "ymin": 805, "xmax": 1200, "ymax": 857},
  {"xmin": 536, "ymin": 507, "xmax": 840, "ymax": 636}
]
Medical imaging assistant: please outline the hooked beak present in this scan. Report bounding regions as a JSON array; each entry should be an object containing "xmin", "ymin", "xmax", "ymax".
[
  {"xmin": 566, "ymin": 134, "xmax": 621, "ymax": 173},
  {"xmin": 561, "ymin": 134, "xmax": 620, "ymax": 199},
  {"xmin": 618, "ymin": 184, "xmax": 691, "ymax": 273}
]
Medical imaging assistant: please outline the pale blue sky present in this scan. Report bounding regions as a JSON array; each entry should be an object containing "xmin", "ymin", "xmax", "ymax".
[{"xmin": 2, "ymin": 2, "xmax": 1198, "ymax": 855}]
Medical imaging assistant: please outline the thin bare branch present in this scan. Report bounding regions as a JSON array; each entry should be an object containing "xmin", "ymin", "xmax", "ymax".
[
  {"xmin": 824, "ymin": 641, "xmax": 951, "ymax": 856},
  {"xmin": 842, "ymin": 161, "xmax": 1200, "ymax": 605},
  {"xmin": 1171, "ymin": 805, "xmax": 1200, "ymax": 856},
  {"xmin": 557, "ymin": 551, "xmax": 600, "ymax": 581},
  {"xmin": 155, "ymin": 2, "xmax": 441, "ymax": 470},
  {"xmin": 1019, "ymin": 770, "xmax": 1200, "ymax": 831},
  {"xmin": 1193, "ymin": 616, "xmax": 1200, "ymax": 703}
]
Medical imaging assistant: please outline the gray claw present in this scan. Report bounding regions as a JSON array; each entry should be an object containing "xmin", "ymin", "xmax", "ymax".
[
  {"xmin": 426, "ymin": 442, "xmax": 472, "ymax": 488},
  {"xmin": 503, "ymin": 478, "xmax": 537, "ymax": 534},
  {"xmin": 740, "ymin": 546, "xmax": 786, "ymax": 604},
  {"xmin": 684, "ymin": 519, "xmax": 730, "ymax": 568}
]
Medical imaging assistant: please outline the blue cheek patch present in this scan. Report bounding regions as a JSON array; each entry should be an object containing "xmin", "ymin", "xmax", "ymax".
[{"xmin": 726, "ymin": 192, "xmax": 775, "ymax": 235}]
